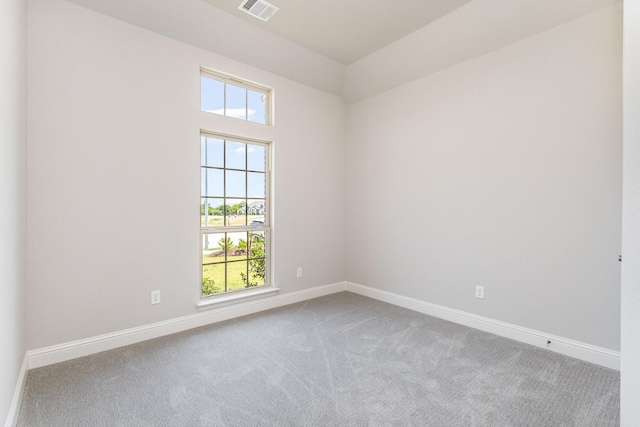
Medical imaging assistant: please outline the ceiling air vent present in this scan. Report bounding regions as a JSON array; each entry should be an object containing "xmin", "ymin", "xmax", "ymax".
[{"xmin": 238, "ymin": 0, "xmax": 279, "ymax": 22}]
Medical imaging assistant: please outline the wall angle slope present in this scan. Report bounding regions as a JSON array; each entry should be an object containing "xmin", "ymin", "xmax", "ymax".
[{"xmin": 342, "ymin": 0, "xmax": 620, "ymax": 104}]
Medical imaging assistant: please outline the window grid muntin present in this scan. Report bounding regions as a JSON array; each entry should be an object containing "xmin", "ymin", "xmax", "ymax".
[
  {"xmin": 200, "ymin": 135, "xmax": 268, "ymax": 226},
  {"xmin": 200, "ymin": 67, "xmax": 272, "ymax": 125},
  {"xmin": 201, "ymin": 230, "xmax": 269, "ymax": 295},
  {"xmin": 200, "ymin": 131, "xmax": 270, "ymax": 298}
]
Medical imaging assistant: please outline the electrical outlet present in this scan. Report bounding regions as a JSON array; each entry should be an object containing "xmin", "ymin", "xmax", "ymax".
[
  {"xmin": 151, "ymin": 290, "xmax": 161, "ymax": 305},
  {"xmin": 475, "ymin": 286, "xmax": 484, "ymax": 299},
  {"xmin": 296, "ymin": 267, "xmax": 303, "ymax": 278}
]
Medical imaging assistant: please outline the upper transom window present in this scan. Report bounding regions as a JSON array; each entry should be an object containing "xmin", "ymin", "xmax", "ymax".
[{"xmin": 200, "ymin": 68, "xmax": 272, "ymax": 125}]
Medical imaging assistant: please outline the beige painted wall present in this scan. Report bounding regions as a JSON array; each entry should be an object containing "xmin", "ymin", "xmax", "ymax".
[
  {"xmin": 621, "ymin": 1, "xmax": 640, "ymax": 424},
  {"xmin": 11, "ymin": 0, "xmax": 636, "ymax": 423},
  {"xmin": 26, "ymin": 0, "xmax": 623, "ymax": 364},
  {"xmin": 0, "ymin": 0, "xmax": 27, "ymax": 422},
  {"xmin": 346, "ymin": 5, "xmax": 622, "ymax": 351},
  {"xmin": 342, "ymin": 0, "xmax": 619, "ymax": 103},
  {"xmin": 26, "ymin": 0, "xmax": 347, "ymax": 349}
]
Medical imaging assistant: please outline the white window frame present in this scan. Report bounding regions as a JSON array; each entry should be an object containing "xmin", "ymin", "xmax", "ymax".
[
  {"xmin": 199, "ymin": 131, "xmax": 274, "ymax": 306},
  {"xmin": 200, "ymin": 67, "xmax": 273, "ymax": 125}
]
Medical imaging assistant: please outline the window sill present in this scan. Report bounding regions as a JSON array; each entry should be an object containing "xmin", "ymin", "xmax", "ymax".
[{"xmin": 197, "ymin": 286, "xmax": 280, "ymax": 311}]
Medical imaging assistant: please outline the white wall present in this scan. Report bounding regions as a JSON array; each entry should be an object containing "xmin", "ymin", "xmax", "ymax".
[
  {"xmin": 64, "ymin": 0, "xmax": 345, "ymax": 96},
  {"xmin": 0, "ymin": 0, "xmax": 27, "ymax": 423},
  {"xmin": 342, "ymin": 0, "xmax": 619, "ymax": 103},
  {"xmin": 26, "ymin": 0, "xmax": 623, "ymax": 365},
  {"xmin": 27, "ymin": 0, "xmax": 346, "ymax": 349},
  {"xmin": 346, "ymin": 5, "xmax": 622, "ymax": 350},
  {"xmin": 621, "ymin": 0, "xmax": 640, "ymax": 424}
]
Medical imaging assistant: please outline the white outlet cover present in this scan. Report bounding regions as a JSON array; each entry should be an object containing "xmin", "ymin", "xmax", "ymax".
[{"xmin": 151, "ymin": 290, "xmax": 161, "ymax": 304}]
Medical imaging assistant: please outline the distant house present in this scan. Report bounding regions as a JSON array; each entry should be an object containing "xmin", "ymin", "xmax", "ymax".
[{"xmin": 238, "ymin": 201, "xmax": 265, "ymax": 215}]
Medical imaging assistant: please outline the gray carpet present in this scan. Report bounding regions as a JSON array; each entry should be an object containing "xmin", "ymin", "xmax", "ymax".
[{"xmin": 17, "ymin": 292, "xmax": 619, "ymax": 426}]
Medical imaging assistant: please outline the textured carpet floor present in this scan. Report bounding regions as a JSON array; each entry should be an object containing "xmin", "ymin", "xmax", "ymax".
[{"xmin": 18, "ymin": 292, "xmax": 619, "ymax": 426}]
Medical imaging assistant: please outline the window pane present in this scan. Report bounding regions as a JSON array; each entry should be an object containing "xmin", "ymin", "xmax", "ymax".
[
  {"xmin": 247, "ymin": 261, "xmax": 265, "ymax": 286},
  {"xmin": 225, "ymin": 199, "xmax": 247, "ymax": 227},
  {"xmin": 202, "ymin": 232, "xmax": 224, "ymax": 252},
  {"xmin": 201, "ymin": 76, "xmax": 224, "ymax": 114},
  {"xmin": 247, "ymin": 200, "xmax": 266, "ymax": 224},
  {"xmin": 200, "ymin": 71, "xmax": 271, "ymax": 125},
  {"xmin": 201, "ymin": 137, "xmax": 223, "ymax": 168},
  {"xmin": 202, "ymin": 263, "xmax": 224, "ymax": 295},
  {"xmin": 247, "ymin": 144, "xmax": 266, "ymax": 172},
  {"xmin": 225, "ymin": 141, "xmax": 246, "ymax": 170},
  {"xmin": 247, "ymin": 172, "xmax": 265, "ymax": 198},
  {"xmin": 227, "ymin": 232, "xmax": 248, "ymax": 259},
  {"xmin": 227, "ymin": 260, "xmax": 249, "ymax": 291},
  {"xmin": 203, "ymin": 245, "xmax": 225, "ymax": 264},
  {"xmin": 226, "ymin": 84, "xmax": 247, "ymax": 120},
  {"xmin": 201, "ymin": 198, "xmax": 224, "ymax": 227},
  {"xmin": 226, "ymin": 170, "xmax": 246, "ymax": 197},
  {"xmin": 247, "ymin": 231, "xmax": 266, "ymax": 286},
  {"xmin": 247, "ymin": 90, "xmax": 266, "ymax": 124},
  {"xmin": 201, "ymin": 168, "xmax": 223, "ymax": 197},
  {"xmin": 214, "ymin": 232, "xmax": 234, "ymax": 254},
  {"xmin": 199, "ymin": 129, "xmax": 270, "ymax": 298}
]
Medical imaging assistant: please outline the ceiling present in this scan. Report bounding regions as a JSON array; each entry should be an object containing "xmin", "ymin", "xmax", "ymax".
[
  {"xmin": 64, "ymin": 0, "xmax": 621, "ymax": 102},
  {"xmin": 200, "ymin": 0, "xmax": 473, "ymax": 65}
]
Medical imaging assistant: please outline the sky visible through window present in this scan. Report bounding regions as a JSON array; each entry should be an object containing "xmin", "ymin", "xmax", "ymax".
[
  {"xmin": 200, "ymin": 137, "xmax": 266, "ymax": 200},
  {"xmin": 200, "ymin": 76, "xmax": 267, "ymax": 124}
]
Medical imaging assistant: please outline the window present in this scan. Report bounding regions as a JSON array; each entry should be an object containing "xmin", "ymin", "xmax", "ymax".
[
  {"xmin": 200, "ymin": 133, "xmax": 270, "ymax": 297},
  {"xmin": 200, "ymin": 68, "xmax": 271, "ymax": 125}
]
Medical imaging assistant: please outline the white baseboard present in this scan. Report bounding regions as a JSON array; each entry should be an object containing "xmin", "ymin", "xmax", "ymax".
[
  {"xmin": 4, "ymin": 354, "xmax": 28, "ymax": 427},
  {"xmin": 27, "ymin": 282, "xmax": 347, "ymax": 369},
  {"xmin": 345, "ymin": 282, "xmax": 620, "ymax": 370},
  {"xmin": 25, "ymin": 280, "xmax": 620, "ymax": 372}
]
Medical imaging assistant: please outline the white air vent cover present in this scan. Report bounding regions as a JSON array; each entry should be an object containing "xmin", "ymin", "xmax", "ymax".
[{"xmin": 238, "ymin": 0, "xmax": 279, "ymax": 22}]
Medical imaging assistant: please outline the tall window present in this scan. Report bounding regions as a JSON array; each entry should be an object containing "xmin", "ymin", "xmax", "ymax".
[
  {"xmin": 200, "ymin": 68, "xmax": 271, "ymax": 125},
  {"xmin": 200, "ymin": 133, "xmax": 270, "ymax": 296},
  {"xmin": 199, "ymin": 68, "xmax": 273, "ymax": 299}
]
